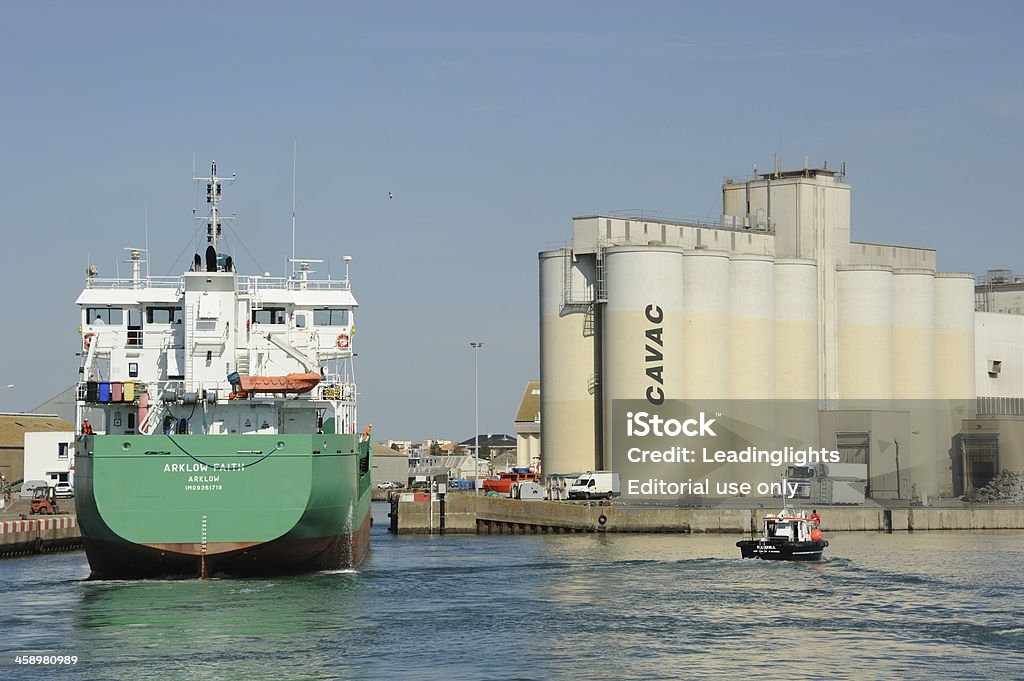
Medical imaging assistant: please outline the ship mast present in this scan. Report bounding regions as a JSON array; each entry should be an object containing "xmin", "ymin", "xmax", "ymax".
[{"xmin": 193, "ymin": 161, "xmax": 235, "ymax": 253}]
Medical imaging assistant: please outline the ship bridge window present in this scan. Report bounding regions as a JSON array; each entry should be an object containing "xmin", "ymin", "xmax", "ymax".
[
  {"xmin": 313, "ymin": 308, "xmax": 350, "ymax": 326},
  {"xmin": 252, "ymin": 308, "xmax": 287, "ymax": 325},
  {"xmin": 128, "ymin": 308, "xmax": 142, "ymax": 346},
  {"xmin": 87, "ymin": 308, "xmax": 123, "ymax": 325},
  {"xmin": 147, "ymin": 307, "xmax": 183, "ymax": 324}
]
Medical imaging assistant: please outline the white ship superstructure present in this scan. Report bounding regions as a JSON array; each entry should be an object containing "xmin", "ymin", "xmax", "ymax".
[{"xmin": 75, "ymin": 162, "xmax": 358, "ymax": 437}]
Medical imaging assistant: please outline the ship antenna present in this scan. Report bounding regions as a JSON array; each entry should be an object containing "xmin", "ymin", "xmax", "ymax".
[
  {"xmin": 291, "ymin": 141, "xmax": 297, "ymax": 280},
  {"xmin": 193, "ymin": 160, "xmax": 236, "ymax": 253},
  {"xmin": 144, "ymin": 203, "xmax": 151, "ymax": 279}
]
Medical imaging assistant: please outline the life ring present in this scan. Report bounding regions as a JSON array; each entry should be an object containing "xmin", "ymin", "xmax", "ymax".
[
  {"xmin": 336, "ymin": 333, "xmax": 350, "ymax": 349},
  {"xmin": 83, "ymin": 332, "xmax": 96, "ymax": 349}
]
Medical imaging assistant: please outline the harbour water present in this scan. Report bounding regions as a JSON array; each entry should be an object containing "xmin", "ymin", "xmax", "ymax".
[{"xmin": 2, "ymin": 502, "xmax": 1023, "ymax": 680}]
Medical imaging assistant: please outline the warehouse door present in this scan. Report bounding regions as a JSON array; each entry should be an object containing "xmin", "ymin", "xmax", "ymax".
[{"xmin": 962, "ymin": 434, "xmax": 999, "ymax": 494}]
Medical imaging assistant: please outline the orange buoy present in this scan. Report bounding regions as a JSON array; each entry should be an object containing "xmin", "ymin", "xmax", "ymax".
[{"xmin": 810, "ymin": 528, "xmax": 823, "ymax": 541}]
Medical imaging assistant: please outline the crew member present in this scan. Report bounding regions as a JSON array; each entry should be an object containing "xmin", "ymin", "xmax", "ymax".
[
  {"xmin": 81, "ymin": 419, "xmax": 94, "ymax": 435},
  {"xmin": 810, "ymin": 509, "xmax": 821, "ymax": 526},
  {"xmin": 360, "ymin": 424, "xmax": 373, "ymax": 443}
]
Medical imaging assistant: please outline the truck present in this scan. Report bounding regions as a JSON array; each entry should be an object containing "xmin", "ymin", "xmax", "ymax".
[
  {"xmin": 783, "ymin": 463, "xmax": 867, "ymax": 505},
  {"xmin": 568, "ymin": 471, "xmax": 620, "ymax": 500}
]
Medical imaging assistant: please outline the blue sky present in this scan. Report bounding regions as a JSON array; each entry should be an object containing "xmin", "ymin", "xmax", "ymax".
[{"xmin": 1, "ymin": 2, "xmax": 1022, "ymax": 438}]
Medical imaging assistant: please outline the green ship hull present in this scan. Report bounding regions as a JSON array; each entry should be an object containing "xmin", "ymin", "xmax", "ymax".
[{"xmin": 75, "ymin": 433, "xmax": 372, "ymax": 578}]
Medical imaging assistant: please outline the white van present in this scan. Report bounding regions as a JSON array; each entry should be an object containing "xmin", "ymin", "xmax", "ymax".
[
  {"xmin": 568, "ymin": 471, "xmax": 620, "ymax": 500},
  {"xmin": 20, "ymin": 480, "xmax": 50, "ymax": 499}
]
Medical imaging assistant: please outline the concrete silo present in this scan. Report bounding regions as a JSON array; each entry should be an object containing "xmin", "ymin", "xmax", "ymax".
[
  {"xmin": 539, "ymin": 249, "xmax": 597, "ymax": 475},
  {"xmin": 933, "ymin": 272, "xmax": 977, "ymax": 497},
  {"xmin": 601, "ymin": 245, "xmax": 686, "ymax": 464},
  {"xmin": 892, "ymin": 269, "xmax": 936, "ymax": 400},
  {"xmin": 892, "ymin": 268, "xmax": 938, "ymax": 495},
  {"xmin": 837, "ymin": 265, "xmax": 894, "ymax": 401},
  {"xmin": 727, "ymin": 253, "xmax": 777, "ymax": 487},
  {"xmin": 681, "ymin": 249, "xmax": 731, "ymax": 399},
  {"xmin": 729, "ymin": 254, "xmax": 775, "ymax": 400},
  {"xmin": 934, "ymin": 273, "xmax": 976, "ymax": 399},
  {"xmin": 773, "ymin": 259, "xmax": 819, "ymax": 400}
]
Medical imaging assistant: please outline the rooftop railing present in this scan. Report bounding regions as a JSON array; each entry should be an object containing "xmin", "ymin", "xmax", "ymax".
[
  {"xmin": 83, "ymin": 275, "xmax": 351, "ymax": 292},
  {"xmin": 602, "ymin": 210, "xmax": 773, "ymax": 233}
]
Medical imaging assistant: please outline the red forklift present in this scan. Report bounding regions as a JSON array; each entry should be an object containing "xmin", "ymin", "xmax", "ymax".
[{"xmin": 29, "ymin": 486, "xmax": 61, "ymax": 515}]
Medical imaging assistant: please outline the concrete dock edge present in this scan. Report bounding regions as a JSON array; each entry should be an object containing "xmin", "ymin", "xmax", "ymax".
[
  {"xmin": 0, "ymin": 516, "xmax": 83, "ymax": 558},
  {"xmin": 389, "ymin": 495, "xmax": 1024, "ymax": 535}
]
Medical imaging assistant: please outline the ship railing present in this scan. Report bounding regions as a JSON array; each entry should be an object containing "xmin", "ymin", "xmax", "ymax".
[
  {"xmin": 84, "ymin": 275, "xmax": 351, "ymax": 292},
  {"xmin": 319, "ymin": 381, "xmax": 356, "ymax": 402},
  {"xmin": 84, "ymin": 276, "xmax": 184, "ymax": 289},
  {"xmin": 81, "ymin": 328, "xmax": 183, "ymax": 352},
  {"xmin": 239, "ymin": 276, "xmax": 352, "ymax": 293}
]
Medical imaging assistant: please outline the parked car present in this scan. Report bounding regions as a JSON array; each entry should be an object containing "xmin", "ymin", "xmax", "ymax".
[
  {"xmin": 54, "ymin": 481, "xmax": 75, "ymax": 498},
  {"xmin": 20, "ymin": 480, "xmax": 49, "ymax": 499},
  {"xmin": 376, "ymin": 481, "xmax": 400, "ymax": 489}
]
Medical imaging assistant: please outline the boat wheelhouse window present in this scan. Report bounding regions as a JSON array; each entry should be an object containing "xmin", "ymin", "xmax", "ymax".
[
  {"xmin": 87, "ymin": 308, "xmax": 123, "ymax": 325},
  {"xmin": 252, "ymin": 308, "xmax": 287, "ymax": 325},
  {"xmin": 147, "ymin": 307, "xmax": 183, "ymax": 324},
  {"xmin": 295, "ymin": 313, "xmax": 307, "ymax": 329},
  {"xmin": 313, "ymin": 308, "xmax": 350, "ymax": 326}
]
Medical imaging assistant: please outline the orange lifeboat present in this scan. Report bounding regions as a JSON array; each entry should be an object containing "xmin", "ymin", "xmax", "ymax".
[{"xmin": 235, "ymin": 372, "xmax": 322, "ymax": 394}]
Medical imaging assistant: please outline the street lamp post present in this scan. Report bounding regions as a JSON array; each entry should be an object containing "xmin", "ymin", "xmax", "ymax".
[{"xmin": 470, "ymin": 341, "xmax": 483, "ymax": 495}]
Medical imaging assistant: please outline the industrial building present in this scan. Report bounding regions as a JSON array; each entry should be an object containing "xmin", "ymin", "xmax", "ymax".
[
  {"xmin": 539, "ymin": 160, "xmax": 1024, "ymax": 502},
  {"xmin": 514, "ymin": 381, "xmax": 541, "ymax": 468},
  {"xmin": 0, "ymin": 413, "xmax": 75, "ymax": 484}
]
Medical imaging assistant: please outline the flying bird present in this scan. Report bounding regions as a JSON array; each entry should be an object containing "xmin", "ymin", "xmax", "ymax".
[{"xmin": 388, "ymin": 192, "xmax": 393, "ymax": 199}]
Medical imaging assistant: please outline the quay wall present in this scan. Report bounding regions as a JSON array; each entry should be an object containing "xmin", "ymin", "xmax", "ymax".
[
  {"xmin": 0, "ymin": 516, "xmax": 83, "ymax": 557},
  {"xmin": 390, "ymin": 495, "xmax": 1024, "ymax": 535}
]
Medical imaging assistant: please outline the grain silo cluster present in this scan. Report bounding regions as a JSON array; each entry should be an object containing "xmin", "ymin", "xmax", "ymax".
[{"xmin": 539, "ymin": 161, "xmax": 1011, "ymax": 501}]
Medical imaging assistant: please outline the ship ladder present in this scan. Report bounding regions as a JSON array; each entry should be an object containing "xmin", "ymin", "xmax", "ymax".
[{"xmin": 139, "ymin": 399, "xmax": 167, "ymax": 435}]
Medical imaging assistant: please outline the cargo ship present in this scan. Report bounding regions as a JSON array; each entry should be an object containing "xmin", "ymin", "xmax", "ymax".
[{"xmin": 74, "ymin": 162, "xmax": 371, "ymax": 578}]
